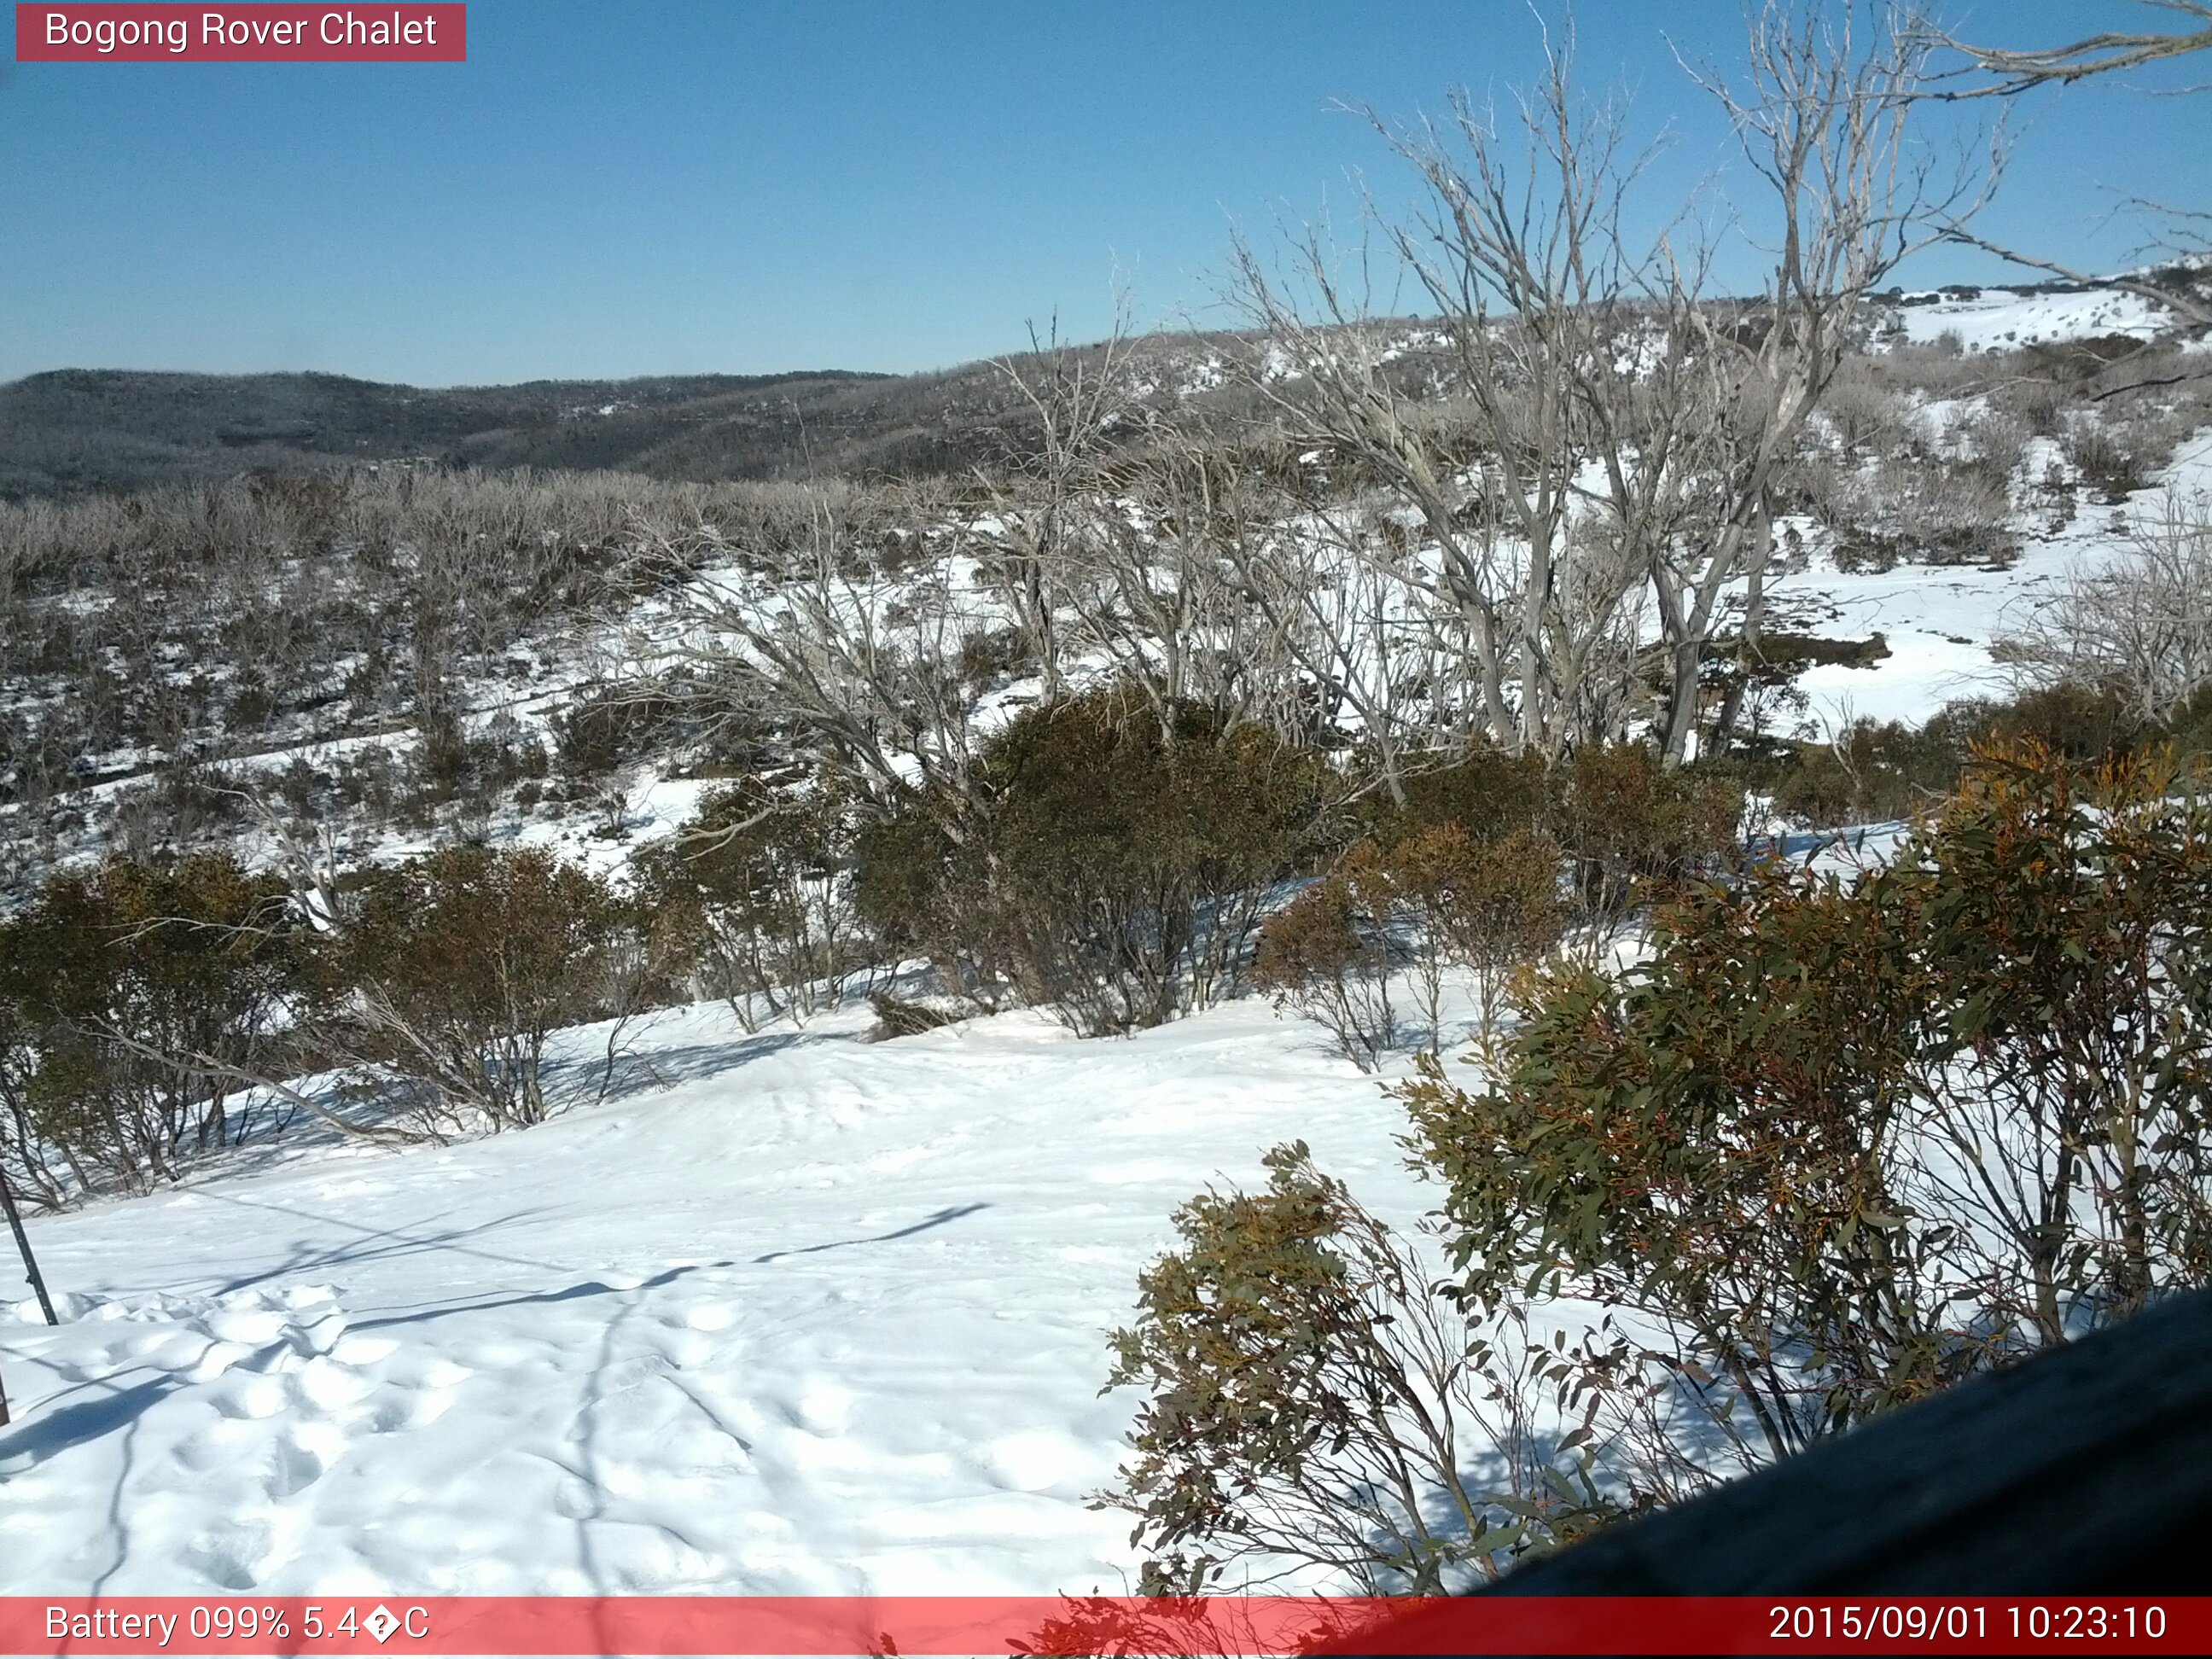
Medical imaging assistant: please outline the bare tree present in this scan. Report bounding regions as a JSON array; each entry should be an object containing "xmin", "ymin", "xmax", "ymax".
[
  {"xmin": 1930, "ymin": 2, "xmax": 2212, "ymax": 97},
  {"xmin": 1918, "ymin": 3, "xmax": 2212, "ymax": 328},
  {"xmin": 643, "ymin": 485, "xmax": 992, "ymax": 824},
  {"xmin": 1229, "ymin": 10, "xmax": 1976, "ymax": 771},
  {"xmin": 1662, "ymin": 3, "xmax": 1994, "ymax": 760},
  {"xmin": 1062, "ymin": 430, "xmax": 1318, "ymax": 748},
  {"xmin": 1996, "ymin": 493, "xmax": 2212, "ymax": 722},
  {"xmin": 1227, "ymin": 30, "xmax": 1654, "ymax": 763},
  {"xmin": 979, "ymin": 306, "xmax": 1142, "ymax": 701}
]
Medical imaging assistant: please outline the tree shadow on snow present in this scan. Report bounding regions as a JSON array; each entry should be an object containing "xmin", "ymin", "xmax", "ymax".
[
  {"xmin": 581, "ymin": 1029, "xmax": 835, "ymax": 1103},
  {"xmin": 0, "ymin": 1376, "xmax": 177, "ymax": 1475},
  {"xmin": 753, "ymin": 1202, "xmax": 989, "ymax": 1264},
  {"xmin": 348, "ymin": 1262, "xmax": 713, "ymax": 1331},
  {"xmin": 198, "ymin": 1195, "xmax": 573, "ymax": 1295}
]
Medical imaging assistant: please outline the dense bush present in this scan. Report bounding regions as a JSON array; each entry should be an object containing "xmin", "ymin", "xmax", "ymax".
[
  {"xmin": 1401, "ymin": 741, "xmax": 2212, "ymax": 1496},
  {"xmin": 857, "ymin": 690, "xmax": 1329, "ymax": 1035},
  {"xmin": 1768, "ymin": 684, "xmax": 2212, "ymax": 828},
  {"xmin": 1548, "ymin": 743, "xmax": 1743, "ymax": 941},
  {"xmin": 1103, "ymin": 1143, "xmax": 1620, "ymax": 1592},
  {"xmin": 2, "ymin": 840, "xmax": 685, "ymax": 1194},
  {"xmin": 325, "ymin": 845, "xmax": 626, "ymax": 1133},
  {"xmin": 1253, "ymin": 825, "xmax": 1563, "ymax": 1068},
  {"xmin": 1254, "ymin": 742, "xmax": 1724, "ymax": 1066},
  {"xmin": 642, "ymin": 781, "xmax": 868, "ymax": 1029},
  {"xmin": 1365, "ymin": 748, "xmax": 1551, "ymax": 846},
  {"xmin": 0, "ymin": 853, "xmax": 306, "ymax": 1201},
  {"xmin": 1116, "ymin": 742, "xmax": 2212, "ymax": 1582}
]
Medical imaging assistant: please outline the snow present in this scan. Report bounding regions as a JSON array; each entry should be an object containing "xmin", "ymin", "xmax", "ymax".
[
  {"xmin": 6, "ymin": 273, "xmax": 2209, "ymax": 1596},
  {"xmin": 1882, "ymin": 285, "xmax": 2174, "ymax": 352},
  {"xmin": 1769, "ymin": 428, "xmax": 2212, "ymax": 733},
  {"xmin": 0, "ymin": 997, "xmax": 1432, "ymax": 1595}
]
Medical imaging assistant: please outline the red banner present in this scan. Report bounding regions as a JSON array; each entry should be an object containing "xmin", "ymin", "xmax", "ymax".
[
  {"xmin": 0, "ymin": 1597, "xmax": 2203, "ymax": 1656},
  {"xmin": 14, "ymin": 4, "xmax": 464, "ymax": 61}
]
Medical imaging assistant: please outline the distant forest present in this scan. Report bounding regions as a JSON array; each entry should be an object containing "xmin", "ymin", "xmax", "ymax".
[{"xmin": 0, "ymin": 360, "xmax": 1085, "ymax": 497}]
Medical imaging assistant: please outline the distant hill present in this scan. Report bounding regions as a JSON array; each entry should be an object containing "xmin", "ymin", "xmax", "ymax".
[
  {"xmin": 9, "ymin": 267, "xmax": 2202, "ymax": 500},
  {"xmin": 0, "ymin": 363, "xmax": 1073, "ymax": 498}
]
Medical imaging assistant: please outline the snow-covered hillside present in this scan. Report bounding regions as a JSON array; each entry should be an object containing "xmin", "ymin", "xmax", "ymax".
[
  {"xmin": 1776, "ymin": 427, "xmax": 2212, "ymax": 726},
  {"xmin": 5, "ymin": 271, "xmax": 2209, "ymax": 1599},
  {"xmin": 1, "ymin": 998, "xmax": 1428, "ymax": 1596},
  {"xmin": 1877, "ymin": 283, "xmax": 2176, "ymax": 352}
]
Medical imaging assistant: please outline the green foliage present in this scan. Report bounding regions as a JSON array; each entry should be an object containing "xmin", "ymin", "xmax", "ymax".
[
  {"xmin": 643, "ymin": 780, "xmax": 865, "ymax": 1030},
  {"xmin": 1766, "ymin": 684, "xmax": 2212, "ymax": 829},
  {"xmin": 1254, "ymin": 824, "xmax": 1566, "ymax": 1068},
  {"xmin": 1399, "ymin": 740, "xmax": 2212, "ymax": 1500},
  {"xmin": 857, "ymin": 690, "xmax": 1329, "ymax": 1035},
  {"xmin": 333, "ymin": 845, "xmax": 623, "ymax": 1132},
  {"xmin": 1251, "ymin": 852, "xmax": 1399, "ymax": 1071},
  {"xmin": 1389, "ymin": 824, "xmax": 1566, "ymax": 1045},
  {"xmin": 1549, "ymin": 743, "xmax": 1743, "ymax": 938},
  {"xmin": 1365, "ymin": 749, "xmax": 1551, "ymax": 846},
  {"xmin": 1103, "ymin": 1142, "xmax": 1623, "ymax": 1594},
  {"xmin": 0, "ymin": 853, "xmax": 306, "ymax": 1196}
]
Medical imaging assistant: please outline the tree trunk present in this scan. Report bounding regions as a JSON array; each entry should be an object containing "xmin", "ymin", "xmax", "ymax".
[{"xmin": 1, "ymin": 1163, "xmax": 59, "ymax": 1326}]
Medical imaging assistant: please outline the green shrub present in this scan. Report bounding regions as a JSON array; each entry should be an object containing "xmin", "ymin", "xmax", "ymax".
[
  {"xmin": 644, "ymin": 781, "xmax": 866, "ymax": 1030},
  {"xmin": 1103, "ymin": 1143, "xmax": 1622, "ymax": 1593},
  {"xmin": 1365, "ymin": 748, "xmax": 1550, "ymax": 846},
  {"xmin": 333, "ymin": 846, "xmax": 621, "ymax": 1132},
  {"xmin": 1254, "ymin": 824, "xmax": 1565, "ymax": 1065},
  {"xmin": 0, "ymin": 853, "xmax": 306, "ymax": 1195},
  {"xmin": 1251, "ymin": 853, "xmax": 1399, "ymax": 1070},
  {"xmin": 1550, "ymin": 742, "xmax": 1742, "ymax": 941},
  {"xmin": 858, "ymin": 690, "xmax": 1329, "ymax": 1035},
  {"xmin": 1399, "ymin": 740, "xmax": 2212, "ymax": 1500},
  {"xmin": 1766, "ymin": 683, "xmax": 2212, "ymax": 830},
  {"xmin": 1388, "ymin": 823, "xmax": 1565, "ymax": 1045}
]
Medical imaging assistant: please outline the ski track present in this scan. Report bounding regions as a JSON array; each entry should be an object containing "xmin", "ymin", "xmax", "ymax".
[
  {"xmin": 0, "ymin": 998, "xmax": 1434, "ymax": 1595},
  {"xmin": 4, "ymin": 288, "xmax": 2207, "ymax": 1594}
]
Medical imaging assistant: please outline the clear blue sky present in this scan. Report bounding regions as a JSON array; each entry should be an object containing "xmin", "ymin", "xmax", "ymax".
[{"xmin": 2, "ymin": 1, "xmax": 2205, "ymax": 385}]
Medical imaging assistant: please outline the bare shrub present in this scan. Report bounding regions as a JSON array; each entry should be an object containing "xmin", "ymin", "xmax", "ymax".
[
  {"xmin": 1998, "ymin": 494, "xmax": 2212, "ymax": 723},
  {"xmin": 1825, "ymin": 456, "xmax": 2018, "ymax": 568},
  {"xmin": 2062, "ymin": 416, "xmax": 2160, "ymax": 503}
]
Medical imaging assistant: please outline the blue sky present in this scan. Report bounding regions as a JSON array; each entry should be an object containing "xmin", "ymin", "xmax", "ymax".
[{"xmin": 2, "ymin": 1, "xmax": 2206, "ymax": 385}]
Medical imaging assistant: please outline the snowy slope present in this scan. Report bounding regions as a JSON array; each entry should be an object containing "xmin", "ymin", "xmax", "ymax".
[
  {"xmin": 0, "ymin": 998, "xmax": 1431, "ymax": 1596},
  {"xmin": 1768, "ymin": 428, "xmax": 2212, "ymax": 731},
  {"xmin": 1881, "ymin": 285, "xmax": 2174, "ymax": 352}
]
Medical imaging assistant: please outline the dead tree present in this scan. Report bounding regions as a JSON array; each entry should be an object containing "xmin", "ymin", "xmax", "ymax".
[
  {"xmin": 1228, "ymin": 30, "xmax": 1651, "ymax": 762},
  {"xmin": 978, "ymin": 306, "xmax": 1141, "ymax": 704},
  {"xmin": 1996, "ymin": 493, "xmax": 2212, "ymax": 722},
  {"xmin": 1920, "ymin": 3, "xmax": 2212, "ymax": 328},
  {"xmin": 1930, "ymin": 2, "xmax": 2212, "ymax": 97},
  {"xmin": 644, "ymin": 486, "xmax": 992, "ymax": 824},
  {"xmin": 1668, "ymin": 1, "xmax": 1994, "ymax": 762}
]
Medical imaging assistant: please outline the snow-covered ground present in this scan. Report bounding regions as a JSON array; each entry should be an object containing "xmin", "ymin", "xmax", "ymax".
[
  {"xmin": 5, "ymin": 277, "xmax": 2207, "ymax": 1598},
  {"xmin": 1881, "ymin": 284, "xmax": 2174, "ymax": 352},
  {"xmin": 1773, "ymin": 428, "xmax": 2212, "ymax": 731},
  {"xmin": 0, "ymin": 997, "xmax": 1435, "ymax": 1596}
]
